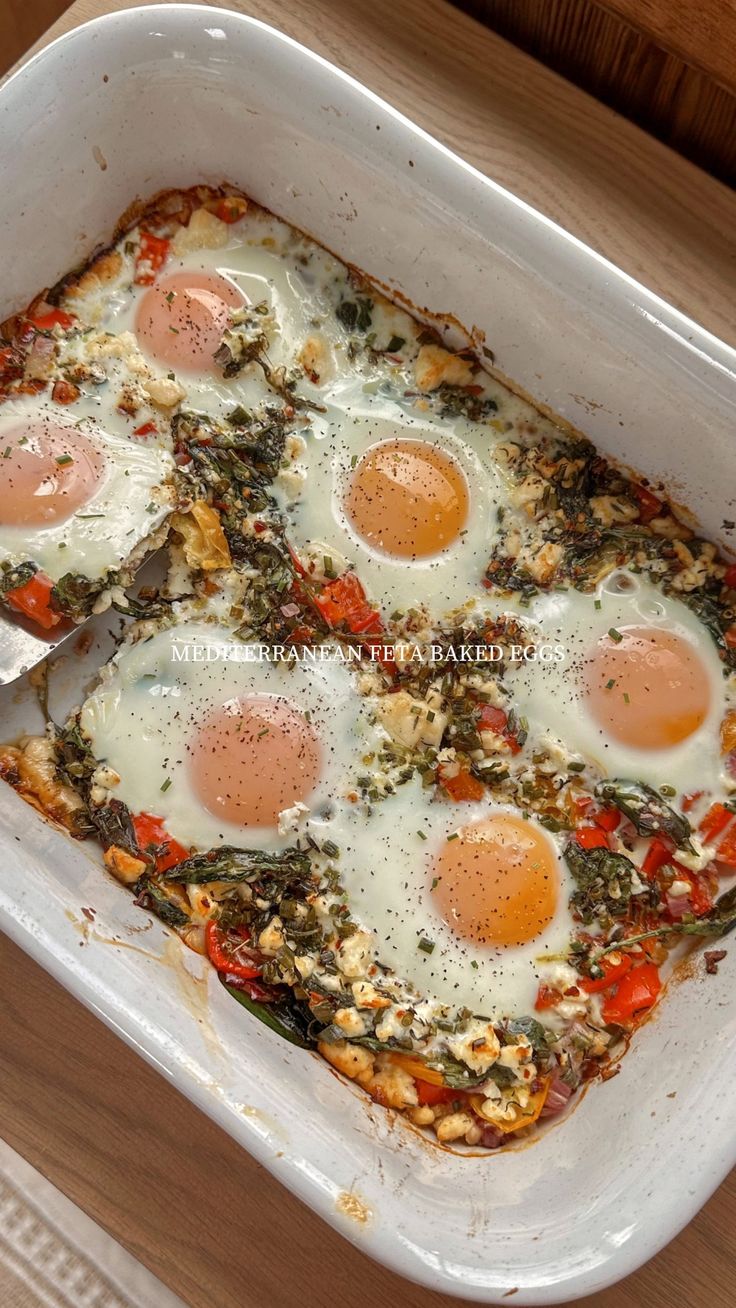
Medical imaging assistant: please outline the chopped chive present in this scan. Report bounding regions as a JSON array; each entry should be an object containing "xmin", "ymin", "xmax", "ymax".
[
  {"xmin": 594, "ymin": 598, "xmax": 602, "ymax": 610},
  {"xmin": 169, "ymin": 326, "xmax": 179, "ymax": 334},
  {"xmin": 470, "ymin": 960, "xmax": 479, "ymax": 970},
  {"xmin": 660, "ymin": 784, "xmax": 676, "ymax": 797},
  {"xmin": 160, "ymin": 777, "xmax": 172, "ymax": 793},
  {"xmin": 55, "ymin": 454, "xmax": 73, "ymax": 466},
  {"xmin": 417, "ymin": 830, "xmax": 427, "ymax": 841},
  {"xmin": 322, "ymin": 839, "xmax": 339, "ymax": 857},
  {"xmin": 165, "ymin": 291, "xmax": 175, "ymax": 303},
  {"xmin": 568, "ymin": 761, "xmax": 585, "ymax": 772},
  {"xmin": 227, "ymin": 405, "xmax": 250, "ymax": 425},
  {"xmin": 2, "ymin": 446, "xmax": 10, "ymax": 458},
  {"xmin": 608, "ymin": 627, "xmax": 623, "ymax": 642},
  {"xmin": 430, "ymin": 876, "xmax": 439, "ymax": 889},
  {"xmin": 446, "ymin": 831, "xmax": 459, "ymax": 841},
  {"xmin": 323, "ymin": 555, "xmax": 336, "ymax": 580},
  {"xmin": 257, "ymin": 727, "xmax": 270, "ymax": 738},
  {"xmin": 623, "ymin": 692, "xmax": 630, "ymax": 704},
  {"xmin": 418, "ymin": 937, "xmax": 435, "ymax": 954},
  {"xmin": 605, "ymin": 678, "xmax": 616, "ymax": 690}
]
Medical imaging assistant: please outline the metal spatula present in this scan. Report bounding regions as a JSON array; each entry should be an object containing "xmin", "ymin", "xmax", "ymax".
[
  {"xmin": 0, "ymin": 550, "xmax": 169, "ymax": 686},
  {"xmin": 0, "ymin": 609, "xmax": 79, "ymax": 686}
]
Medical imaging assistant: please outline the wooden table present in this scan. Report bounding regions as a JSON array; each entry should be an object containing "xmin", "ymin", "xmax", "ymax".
[{"xmin": 2, "ymin": 3, "xmax": 735, "ymax": 1306}]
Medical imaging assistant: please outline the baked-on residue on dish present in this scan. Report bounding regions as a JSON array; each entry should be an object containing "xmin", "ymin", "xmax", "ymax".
[{"xmin": 1, "ymin": 185, "xmax": 735, "ymax": 1152}]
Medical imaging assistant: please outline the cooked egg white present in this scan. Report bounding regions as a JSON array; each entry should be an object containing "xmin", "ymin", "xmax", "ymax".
[
  {"xmin": 0, "ymin": 394, "xmax": 174, "ymax": 582},
  {"xmin": 325, "ymin": 780, "xmax": 575, "ymax": 1019},
  {"xmin": 79, "ymin": 621, "xmax": 377, "ymax": 851},
  {"xmin": 510, "ymin": 571, "xmax": 727, "ymax": 795},
  {"xmin": 71, "ymin": 210, "xmax": 345, "ymax": 421},
  {"xmin": 280, "ymin": 378, "xmax": 506, "ymax": 617}
]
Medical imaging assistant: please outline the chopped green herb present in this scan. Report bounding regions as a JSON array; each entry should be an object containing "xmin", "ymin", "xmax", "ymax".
[
  {"xmin": 55, "ymin": 454, "xmax": 73, "ymax": 466},
  {"xmin": 160, "ymin": 777, "xmax": 172, "ymax": 793},
  {"xmin": 608, "ymin": 627, "xmax": 623, "ymax": 643},
  {"xmin": 418, "ymin": 937, "xmax": 435, "ymax": 954}
]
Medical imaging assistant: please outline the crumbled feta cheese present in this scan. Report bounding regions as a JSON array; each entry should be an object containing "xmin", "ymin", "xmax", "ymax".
[
  {"xmin": 447, "ymin": 1019, "xmax": 501, "ymax": 1074},
  {"xmin": 336, "ymin": 928, "xmax": 374, "ymax": 978}
]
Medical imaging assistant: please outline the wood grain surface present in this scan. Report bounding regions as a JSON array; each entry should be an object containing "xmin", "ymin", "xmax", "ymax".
[
  {"xmin": 18, "ymin": 0, "xmax": 736, "ymax": 350},
  {"xmin": 600, "ymin": 0, "xmax": 736, "ymax": 92},
  {"xmin": 2, "ymin": 2, "xmax": 735, "ymax": 1306},
  {"xmin": 1, "ymin": 934, "xmax": 735, "ymax": 1308},
  {"xmin": 458, "ymin": 0, "xmax": 736, "ymax": 184}
]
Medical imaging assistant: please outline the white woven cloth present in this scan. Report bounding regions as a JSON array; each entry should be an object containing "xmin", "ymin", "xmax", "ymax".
[{"xmin": 0, "ymin": 1139, "xmax": 187, "ymax": 1308}]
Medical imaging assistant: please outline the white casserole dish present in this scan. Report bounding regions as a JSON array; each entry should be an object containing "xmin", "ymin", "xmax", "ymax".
[{"xmin": 1, "ymin": 7, "xmax": 735, "ymax": 1301}]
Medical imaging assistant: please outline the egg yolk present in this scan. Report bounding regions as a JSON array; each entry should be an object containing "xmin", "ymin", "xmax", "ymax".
[
  {"xmin": 135, "ymin": 270, "xmax": 244, "ymax": 372},
  {"xmin": 345, "ymin": 438, "xmax": 469, "ymax": 559},
  {"xmin": 585, "ymin": 625, "xmax": 710, "ymax": 749},
  {"xmin": 431, "ymin": 814, "xmax": 559, "ymax": 947},
  {"xmin": 0, "ymin": 420, "xmax": 104, "ymax": 527},
  {"xmin": 189, "ymin": 695, "xmax": 322, "ymax": 828}
]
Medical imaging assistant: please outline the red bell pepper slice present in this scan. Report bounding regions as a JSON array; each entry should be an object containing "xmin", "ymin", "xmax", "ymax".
[
  {"xmin": 132, "ymin": 812, "xmax": 189, "ymax": 873},
  {"xmin": 213, "ymin": 197, "xmax": 248, "ymax": 224},
  {"xmin": 315, "ymin": 572, "xmax": 381, "ymax": 635},
  {"xmin": 684, "ymin": 873, "xmax": 714, "ymax": 917},
  {"xmin": 438, "ymin": 768, "xmax": 485, "ymax": 802},
  {"xmin": 476, "ymin": 703, "xmax": 522, "ymax": 754},
  {"xmin": 205, "ymin": 921, "xmax": 262, "ymax": 980},
  {"xmin": 632, "ymin": 484, "xmax": 663, "ymax": 524},
  {"xmin": 699, "ymin": 802, "xmax": 733, "ymax": 844},
  {"xmin": 581, "ymin": 952, "xmax": 633, "ymax": 994},
  {"xmin": 134, "ymin": 231, "xmax": 171, "ymax": 285},
  {"xmin": 592, "ymin": 807, "xmax": 620, "ymax": 833},
  {"xmin": 723, "ymin": 564, "xmax": 736, "ymax": 589},
  {"xmin": 535, "ymin": 983, "xmax": 562, "ymax": 1011},
  {"xmin": 601, "ymin": 963, "xmax": 661, "ymax": 1025},
  {"xmin": 715, "ymin": 822, "xmax": 736, "ymax": 868},
  {"xmin": 29, "ymin": 308, "xmax": 75, "ymax": 332},
  {"xmin": 575, "ymin": 825, "xmax": 609, "ymax": 851},
  {"xmin": 415, "ymin": 1079, "xmax": 457, "ymax": 1107},
  {"xmin": 5, "ymin": 571, "xmax": 61, "ymax": 630},
  {"xmin": 132, "ymin": 420, "xmax": 158, "ymax": 438},
  {"xmin": 641, "ymin": 836, "xmax": 673, "ymax": 880}
]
